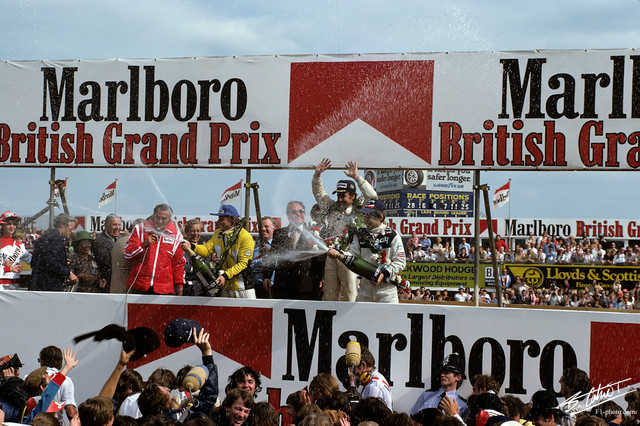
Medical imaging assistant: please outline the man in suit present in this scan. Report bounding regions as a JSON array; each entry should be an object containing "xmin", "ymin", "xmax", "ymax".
[
  {"xmin": 30, "ymin": 213, "xmax": 79, "ymax": 291},
  {"xmin": 93, "ymin": 213, "xmax": 122, "ymax": 293},
  {"xmin": 264, "ymin": 201, "xmax": 320, "ymax": 300}
]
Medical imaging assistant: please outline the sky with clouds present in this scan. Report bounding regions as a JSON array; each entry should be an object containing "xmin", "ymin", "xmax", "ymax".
[{"xmin": 1, "ymin": 0, "xmax": 639, "ymax": 224}]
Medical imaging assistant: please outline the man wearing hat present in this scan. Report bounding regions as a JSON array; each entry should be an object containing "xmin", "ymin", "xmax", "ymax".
[
  {"xmin": 0, "ymin": 211, "xmax": 31, "ymax": 290},
  {"xmin": 312, "ymin": 158, "xmax": 378, "ymax": 301},
  {"xmin": 124, "ymin": 204, "xmax": 185, "ymax": 295},
  {"xmin": 327, "ymin": 199, "xmax": 405, "ymax": 303},
  {"xmin": 189, "ymin": 204, "xmax": 255, "ymax": 298},
  {"xmin": 69, "ymin": 230, "xmax": 103, "ymax": 292},
  {"xmin": 528, "ymin": 389, "xmax": 565, "ymax": 426},
  {"xmin": 409, "ymin": 353, "xmax": 468, "ymax": 419}
]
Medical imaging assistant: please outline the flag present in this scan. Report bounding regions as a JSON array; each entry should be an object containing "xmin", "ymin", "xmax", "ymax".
[
  {"xmin": 220, "ymin": 180, "xmax": 242, "ymax": 205},
  {"xmin": 493, "ymin": 181, "xmax": 510, "ymax": 209},
  {"xmin": 99, "ymin": 181, "xmax": 117, "ymax": 208},
  {"xmin": 54, "ymin": 179, "xmax": 67, "ymax": 199}
]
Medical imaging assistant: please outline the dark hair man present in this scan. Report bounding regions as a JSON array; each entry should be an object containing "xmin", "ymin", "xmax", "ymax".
[
  {"xmin": 409, "ymin": 353, "xmax": 468, "ymax": 419},
  {"xmin": 312, "ymin": 158, "xmax": 377, "ymax": 301},
  {"xmin": 327, "ymin": 199, "xmax": 406, "ymax": 303},
  {"xmin": 226, "ymin": 366, "xmax": 262, "ymax": 398}
]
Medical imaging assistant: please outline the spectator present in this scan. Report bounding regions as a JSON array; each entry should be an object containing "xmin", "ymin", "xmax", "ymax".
[
  {"xmin": 24, "ymin": 349, "xmax": 78, "ymax": 424},
  {"xmin": 419, "ymin": 234, "xmax": 431, "ymax": 251},
  {"xmin": 78, "ymin": 397, "xmax": 114, "ymax": 426},
  {"xmin": 38, "ymin": 345, "xmax": 78, "ymax": 422},
  {"xmin": 409, "ymin": 353, "xmax": 468, "ymax": 419},
  {"xmin": 414, "ymin": 245, "xmax": 428, "ymax": 261},
  {"xmin": 226, "ymin": 366, "xmax": 262, "ymax": 399}
]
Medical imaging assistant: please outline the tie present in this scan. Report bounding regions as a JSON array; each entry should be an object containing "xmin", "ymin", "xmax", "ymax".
[{"xmin": 292, "ymin": 228, "xmax": 300, "ymax": 248}]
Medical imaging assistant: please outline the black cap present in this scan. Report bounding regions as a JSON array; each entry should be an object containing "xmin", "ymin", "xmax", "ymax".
[
  {"xmin": 528, "ymin": 389, "xmax": 561, "ymax": 419},
  {"xmin": 73, "ymin": 324, "xmax": 160, "ymax": 362},
  {"xmin": 441, "ymin": 352, "xmax": 466, "ymax": 379},
  {"xmin": 164, "ymin": 318, "xmax": 202, "ymax": 348},
  {"xmin": 358, "ymin": 199, "xmax": 386, "ymax": 214},
  {"xmin": 127, "ymin": 327, "xmax": 161, "ymax": 362},
  {"xmin": 472, "ymin": 391, "xmax": 503, "ymax": 417}
]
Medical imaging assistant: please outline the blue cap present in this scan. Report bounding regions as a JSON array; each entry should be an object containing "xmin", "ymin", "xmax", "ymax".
[
  {"xmin": 358, "ymin": 199, "xmax": 386, "ymax": 213},
  {"xmin": 333, "ymin": 180, "xmax": 356, "ymax": 194},
  {"xmin": 164, "ymin": 318, "xmax": 202, "ymax": 348},
  {"xmin": 211, "ymin": 205, "xmax": 239, "ymax": 218}
]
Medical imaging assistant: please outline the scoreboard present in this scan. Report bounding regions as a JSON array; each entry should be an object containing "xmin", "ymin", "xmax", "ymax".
[{"xmin": 378, "ymin": 189, "xmax": 473, "ymax": 217}]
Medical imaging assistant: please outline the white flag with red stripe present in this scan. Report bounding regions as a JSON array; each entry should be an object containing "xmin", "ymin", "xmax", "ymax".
[
  {"xmin": 99, "ymin": 181, "xmax": 117, "ymax": 208},
  {"xmin": 53, "ymin": 179, "xmax": 67, "ymax": 199},
  {"xmin": 493, "ymin": 181, "xmax": 510, "ymax": 209},
  {"xmin": 221, "ymin": 180, "xmax": 242, "ymax": 205}
]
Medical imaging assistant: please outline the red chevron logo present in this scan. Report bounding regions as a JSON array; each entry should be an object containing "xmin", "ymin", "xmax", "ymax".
[
  {"xmin": 288, "ymin": 60, "xmax": 434, "ymax": 163},
  {"xmin": 127, "ymin": 303, "xmax": 273, "ymax": 378}
]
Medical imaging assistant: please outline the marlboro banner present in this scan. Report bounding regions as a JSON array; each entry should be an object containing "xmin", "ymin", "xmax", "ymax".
[
  {"xmin": 2, "ymin": 50, "xmax": 640, "ymax": 170},
  {"xmin": 1, "ymin": 292, "xmax": 639, "ymax": 423}
]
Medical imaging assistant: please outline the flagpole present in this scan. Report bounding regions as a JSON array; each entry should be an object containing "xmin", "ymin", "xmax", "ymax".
[
  {"xmin": 114, "ymin": 179, "xmax": 118, "ymax": 215},
  {"xmin": 508, "ymin": 178, "xmax": 512, "ymax": 247}
]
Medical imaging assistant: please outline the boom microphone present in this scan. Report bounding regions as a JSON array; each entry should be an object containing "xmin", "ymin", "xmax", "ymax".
[
  {"xmin": 182, "ymin": 364, "xmax": 208, "ymax": 392},
  {"xmin": 345, "ymin": 341, "xmax": 361, "ymax": 367}
]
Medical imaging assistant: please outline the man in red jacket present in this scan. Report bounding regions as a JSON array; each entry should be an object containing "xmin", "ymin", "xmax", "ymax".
[{"xmin": 124, "ymin": 204, "xmax": 185, "ymax": 295}]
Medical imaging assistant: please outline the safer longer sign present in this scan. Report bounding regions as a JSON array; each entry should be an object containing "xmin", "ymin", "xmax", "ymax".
[{"xmin": 2, "ymin": 50, "xmax": 640, "ymax": 170}]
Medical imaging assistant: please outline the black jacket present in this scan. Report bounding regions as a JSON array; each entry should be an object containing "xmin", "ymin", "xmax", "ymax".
[{"xmin": 30, "ymin": 229, "xmax": 70, "ymax": 291}]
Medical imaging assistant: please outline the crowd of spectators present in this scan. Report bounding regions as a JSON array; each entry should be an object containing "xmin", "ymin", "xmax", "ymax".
[
  {"xmin": 399, "ymin": 279, "xmax": 640, "ymax": 310},
  {"xmin": 404, "ymin": 231, "xmax": 640, "ymax": 266},
  {"xmin": 2, "ymin": 335, "xmax": 639, "ymax": 426}
]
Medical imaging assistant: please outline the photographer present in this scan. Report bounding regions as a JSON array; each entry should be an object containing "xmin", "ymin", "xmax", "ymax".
[{"xmin": 354, "ymin": 346, "xmax": 392, "ymax": 410}]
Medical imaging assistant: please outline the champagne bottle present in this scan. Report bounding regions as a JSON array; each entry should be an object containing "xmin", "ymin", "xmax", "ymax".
[
  {"xmin": 335, "ymin": 252, "xmax": 387, "ymax": 283},
  {"xmin": 184, "ymin": 246, "xmax": 218, "ymax": 287}
]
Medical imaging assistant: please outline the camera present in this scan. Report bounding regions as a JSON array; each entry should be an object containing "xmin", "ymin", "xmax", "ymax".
[{"xmin": 0, "ymin": 354, "xmax": 23, "ymax": 372}]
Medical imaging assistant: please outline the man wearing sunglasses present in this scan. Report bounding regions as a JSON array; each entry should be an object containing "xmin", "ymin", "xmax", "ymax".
[{"xmin": 264, "ymin": 201, "xmax": 319, "ymax": 300}]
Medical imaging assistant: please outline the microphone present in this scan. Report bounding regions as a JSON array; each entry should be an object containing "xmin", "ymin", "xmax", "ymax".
[
  {"xmin": 182, "ymin": 364, "xmax": 208, "ymax": 392},
  {"xmin": 345, "ymin": 341, "xmax": 361, "ymax": 367}
]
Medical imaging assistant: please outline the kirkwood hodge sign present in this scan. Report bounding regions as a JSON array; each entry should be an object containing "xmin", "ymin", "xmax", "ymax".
[{"xmin": 2, "ymin": 49, "xmax": 640, "ymax": 170}]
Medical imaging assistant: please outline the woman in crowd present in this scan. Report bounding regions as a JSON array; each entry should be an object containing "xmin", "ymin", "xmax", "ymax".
[
  {"xmin": 0, "ymin": 211, "xmax": 31, "ymax": 290},
  {"xmin": 69, "ymin": 230, "xmax": 104, "ymax": 292}
]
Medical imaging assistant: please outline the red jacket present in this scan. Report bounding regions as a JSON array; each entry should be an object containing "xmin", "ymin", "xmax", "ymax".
[{"xmin": 124, "ymin": 219, "xmax": 185, "ymax": 294}]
